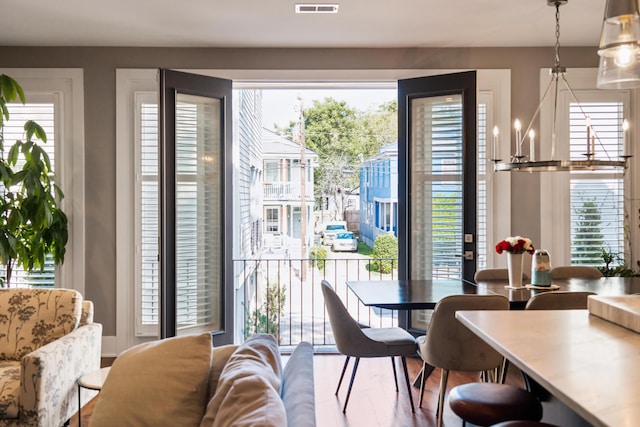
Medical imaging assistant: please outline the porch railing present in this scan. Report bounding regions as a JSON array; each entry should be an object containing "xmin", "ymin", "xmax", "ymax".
[{"xmin": 234, "ymin": 257, "xmax": 400, "ymax": 350}]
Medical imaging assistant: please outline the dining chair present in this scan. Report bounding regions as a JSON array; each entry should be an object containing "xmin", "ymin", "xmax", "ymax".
[
  {"xmin": 474, "ymin": 268, "xmax": 530, "ymax": 282},
  {"xmin": 320, "ymin": 280, "xmax": 418, "ymax": 413},
  {"xmin": 525, "ymin": 291, "xmax": 597, "ymax": 310},
  {"xmin": 417, "ymin": 294, "xmax": 510, "ymax": 426},
  {"xmin": 550, "ymin": 265, "xmax": 603, "ymax": 279}
]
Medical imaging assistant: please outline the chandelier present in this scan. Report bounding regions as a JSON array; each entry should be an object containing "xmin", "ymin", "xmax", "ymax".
[{"xmin": 493, "ymin": 0, "xmax": 631, "ymax": 172}]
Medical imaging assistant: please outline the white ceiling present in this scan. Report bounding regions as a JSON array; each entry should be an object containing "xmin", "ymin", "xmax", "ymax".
[{"xmin": 1, "ymin": 0, "xmax": 606, "ymax": 48}]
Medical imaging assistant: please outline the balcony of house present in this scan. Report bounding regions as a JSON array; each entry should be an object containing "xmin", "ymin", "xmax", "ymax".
[
  {"xmin": 263, "ymin": 181, "xmax": 314, "ymax": 201},
  {"xmin": 234, "ymin": 256, "xmax": 401, "ymax": 351}
]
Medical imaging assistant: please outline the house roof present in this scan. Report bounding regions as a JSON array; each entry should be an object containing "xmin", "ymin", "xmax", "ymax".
[{"xmin": 262, "ymin": 128, "xmax": 318, "ymax": 159}]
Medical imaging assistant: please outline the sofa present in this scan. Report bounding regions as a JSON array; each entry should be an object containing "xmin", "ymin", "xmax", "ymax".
[
  {"xmin": 0, "ymin": 288, "xmax": 102, "ymax": 427},
  {"xmin": 90, "ymin": 333, "xmax": 316, "ymax": 427}
]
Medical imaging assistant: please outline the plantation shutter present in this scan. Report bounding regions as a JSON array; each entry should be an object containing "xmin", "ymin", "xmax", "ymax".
[
  {"xmin": 410, "ymin": 96, "xmax": 464, "ymax": 279},
  {"xmin": 569, "ymin": 101, "xmax": 625, "ymax": 265},
  {"xmin": 2, "ymin": 102, "xmax": 56, "ymax": 288},
  {"xmin": 173, "ymin": 95, "xmax": 222, "ymax": 334},
  {"xmin": 476, "ymin": 101, "xmax": 488, "ymax": 270},
  {"xmin": 136, "ymin": 94, "xmax": 160, "ymax": 335}
]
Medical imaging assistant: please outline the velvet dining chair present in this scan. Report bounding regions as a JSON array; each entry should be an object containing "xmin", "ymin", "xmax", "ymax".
[{"xmin": 320, "ymin": 280, "xmax": 418, "ymax": 413}]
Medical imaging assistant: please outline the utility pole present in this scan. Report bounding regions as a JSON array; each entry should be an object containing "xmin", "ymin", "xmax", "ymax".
[{"xmin": 298, "ymin": 100, "xmax": 307, "ymax": 281}]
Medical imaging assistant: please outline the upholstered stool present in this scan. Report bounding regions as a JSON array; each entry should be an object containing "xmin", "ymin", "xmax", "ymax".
[
  {"xmin": 449, "ymin": 383, "xmax": 542, "ymax": 426},
  {"xmin": 491, "ymin": 422, "xmax": 558, "ymax": 427}
]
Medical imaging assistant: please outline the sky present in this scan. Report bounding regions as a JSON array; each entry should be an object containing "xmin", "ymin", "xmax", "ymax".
[{"xmin": 260, "ymin": 88, "xmax": 396, "ymax": 131}]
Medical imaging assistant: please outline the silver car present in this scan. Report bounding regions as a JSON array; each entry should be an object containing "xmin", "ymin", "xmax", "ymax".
[{"xmin": 332, "ymin": 232, "xmax": 358, "ymax": 252}]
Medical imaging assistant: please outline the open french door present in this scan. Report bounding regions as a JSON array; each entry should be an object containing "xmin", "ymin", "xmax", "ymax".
[
  {"xmin": 398, "ymin": 71, "xmax": 477, "ymax": 331},
  {"xmin": 159, "ymin": 69, "xmax": 233, "ymax": 344}
]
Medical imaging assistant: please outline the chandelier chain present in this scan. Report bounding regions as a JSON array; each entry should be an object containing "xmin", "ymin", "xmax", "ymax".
[{"xmin": 554, "ymin": 2, "xmax": 561, "ymax": 68}]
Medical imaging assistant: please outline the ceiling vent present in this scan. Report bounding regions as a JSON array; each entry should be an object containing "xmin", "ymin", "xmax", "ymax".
[{"xmin": 295, "ymin": 4, "xmax": 340, "ymax": 14}]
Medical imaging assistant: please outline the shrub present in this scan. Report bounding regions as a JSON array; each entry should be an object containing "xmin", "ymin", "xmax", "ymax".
[
  {"xmin": 372, "ymin": 233, "xmax": 398, "ymax": 274},
  {"xmin": 245, "ymin": 283, "xmax": 287, "ymax": 342},
  {"xmin": 309, "ymin": 245, "xmax": 328, "ymax": 270}
]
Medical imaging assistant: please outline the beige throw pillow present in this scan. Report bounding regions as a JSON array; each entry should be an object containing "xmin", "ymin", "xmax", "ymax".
[
  {"xmin": 210, "ymin": 375, "xmax": 287, "ymax": 427},
  {"xmin": 90, "ymin": 333, "xmax": 213, "ymax": 427},
  {"xmin": 200, "ymin": 334, "xmax": 284, "ymax": 426}
]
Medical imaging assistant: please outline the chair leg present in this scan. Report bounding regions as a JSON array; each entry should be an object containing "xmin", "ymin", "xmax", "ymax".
[
  {"xmin": 336, "ymin": 356, "xmax": 350, "ymax": 395},
  {"xmin": 400, "ymin": 356, "xmax": 415, "ymax": 413},
  {"xmin": 418, "ymin": 362, "xmax": 427, "ymax": 408},
  {"xmin": 436, "ymin": 368, "xmax": 449, "ymax": 427},
  {"xmin": 343, "ymin": 357, "xmax": 360, "ymax": 413},
  {"xmin": 500, "ymin": 358, "xmax": 509, "ymax": 383},
  {"xmin": 391, "ymin": 356, "xmax": 399, "ymax": 392}
]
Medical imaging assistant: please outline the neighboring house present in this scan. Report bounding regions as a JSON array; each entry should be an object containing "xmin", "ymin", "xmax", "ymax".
[
  {"xmin": 262, "ymin": 128, "xmax": 318, "ymax": 257},
  {"xmin": 233, "ymin": 90, "xmax": 264, "ymax": 342},
  {"xmin": 359, "ymin": 143, "xmax": 398, "ymax": 248}
]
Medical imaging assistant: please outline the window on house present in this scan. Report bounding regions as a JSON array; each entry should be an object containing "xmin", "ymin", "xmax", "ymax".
[
  {"xmin": 137, "ymin": 96, "xmax": 159, "ymax": 333},
  {"xmin": 266, "ymin": 208, "xmax": 279, "ymax": 232},
  {"xmin": 540, "ymin": 69, "xmax": 630, "ymax": 268},
  {"xmin": 569, "ymin": 102, "xmax": 625, "ymax": 265},
  {"xmin": 1, "ymin": 102, "xmax": 56, "ymax": 287}
]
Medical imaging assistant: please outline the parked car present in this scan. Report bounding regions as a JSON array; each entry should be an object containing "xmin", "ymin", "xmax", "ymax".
[
  {"xmin": 332, "ymin": 231, "xmax": 358, "ymax": 252},
  {"xmin": 321, "ymin": 221, "xmax": 347, "ymax": 245}
]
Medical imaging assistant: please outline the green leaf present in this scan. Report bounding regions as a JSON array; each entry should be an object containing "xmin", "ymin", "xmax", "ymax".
[
  {"xmin": 7, "ymin": 142, "xmax": 19, "ymax": 165},
  {"xmin": 24, "ymin": 120, "xmax": 47, "ymax": 143}
]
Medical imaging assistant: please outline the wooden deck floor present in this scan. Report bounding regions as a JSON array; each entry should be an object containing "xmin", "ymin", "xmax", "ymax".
[{"xmin": 70, "ymin": 354, "xmax": 524, "ymax": 427}]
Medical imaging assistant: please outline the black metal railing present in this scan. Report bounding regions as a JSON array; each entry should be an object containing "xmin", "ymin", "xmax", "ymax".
[{"xmin": 234, "ymin": 257, "xmax": 399, "ymax": 349}]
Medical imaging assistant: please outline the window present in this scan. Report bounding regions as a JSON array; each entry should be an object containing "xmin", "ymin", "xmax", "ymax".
[
  {"xmin": 1, "ymin": 102, "xmax": 55, "ymax": 287},
  {"xmin": 0, "ymin": 69, "xmax": 84, "ymax": 292},
  {"xmin": 540, "ymin": 69, "xmax": 631, "ymax": 267},
  {"xmin": 137, "ymin": 95, "xmax": 159, "ymax": 334},
  {"xmin": 266, "ymin": 208, "xmax": 279, "ymax": 232},
  {"xmin": 569, "ymin": 101, "xmax": 625, "ymax": 265}
]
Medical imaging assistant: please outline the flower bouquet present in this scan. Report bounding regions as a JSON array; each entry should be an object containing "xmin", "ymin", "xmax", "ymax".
[
  {"xmin": 495, "ymin": 236, "xmax": 534, "ymax": 289},
  {"xmin": 495, "ymin": 236, "xmax": 535, "ymax": 255}
]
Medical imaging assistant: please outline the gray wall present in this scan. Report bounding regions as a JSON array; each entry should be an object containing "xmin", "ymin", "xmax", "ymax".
[{"xmin": 0, "ymin": 46, "xmax": 599, "ymax": 335}]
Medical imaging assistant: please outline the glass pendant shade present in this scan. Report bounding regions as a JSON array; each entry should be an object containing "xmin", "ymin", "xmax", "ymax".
[{"xmin": 597, "ymin": 0, "xmax": 640, "ymax": 88}]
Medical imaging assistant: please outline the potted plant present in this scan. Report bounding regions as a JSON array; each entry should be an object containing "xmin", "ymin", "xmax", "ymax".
[{"xmin": 0, "ymin": 74, "xmax": 68, "ymax": 287}]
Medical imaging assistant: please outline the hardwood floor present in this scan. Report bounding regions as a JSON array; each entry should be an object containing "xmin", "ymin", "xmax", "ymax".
[{"xmin": 71, "ymin": 354, "xmax": 524, "ymax": 427}]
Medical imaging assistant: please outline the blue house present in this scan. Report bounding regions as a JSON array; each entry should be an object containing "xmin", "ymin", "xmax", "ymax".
[{"xmin": 359, "ymin": 143, "xmax": 398, "ymax": 248}]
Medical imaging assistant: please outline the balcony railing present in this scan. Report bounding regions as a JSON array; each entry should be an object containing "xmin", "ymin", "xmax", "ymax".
[
  {"xmin": 234, "ymin": 257, "xmax": 400, "ymax": 350},
  {"xmin": 263, "ymin": 182, "xmax": 314, "ymax": 201}
]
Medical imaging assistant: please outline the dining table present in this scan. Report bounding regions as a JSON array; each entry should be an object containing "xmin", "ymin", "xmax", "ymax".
[
  {"xmin": 456, "ymin": 309, "xmax": 640, "ymax": 427},
  {"xmin": 346, "ymin": 276, "xmax": 640, "ymax": 388},
  {"xmin": 346, "ymin": 276, "xmax": 640, "ymax": 311}
]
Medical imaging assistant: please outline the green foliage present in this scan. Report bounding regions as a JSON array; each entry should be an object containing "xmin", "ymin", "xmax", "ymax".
[
  {"xmin": 245, "ymin": 283, "xmax": 287, "ymax": 342},
  {"xmin": 598, "ymin": 247, "xmax": 640, "ymax": 277},
  {"xmin": 0, "ymin": 74, "xmax": 68, "ymax": 287},
  {"xmin": 309, "ymin": 245, "xmax": 328, "ymax": 270},
  {"xmin": 278, "ymin": 97, "xmax": 396, "ymax": 218},
  {"xmin": 371, "ymin": 233, "xmax": 398, "ymax": 274},
  {"xmin": 573, "ymin": 200, "xmax": 604, "ymax": 263}
]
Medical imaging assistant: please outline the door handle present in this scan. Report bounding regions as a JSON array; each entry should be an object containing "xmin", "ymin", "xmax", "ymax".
[{"xmin": 454, "ymin": 251, "xmax": 474, "ymax": 260}]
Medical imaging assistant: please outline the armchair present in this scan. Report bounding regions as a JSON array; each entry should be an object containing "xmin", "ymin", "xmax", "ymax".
[{"xmin": 0, "ymin": 288, "xmax": 102, "ymax": 427}]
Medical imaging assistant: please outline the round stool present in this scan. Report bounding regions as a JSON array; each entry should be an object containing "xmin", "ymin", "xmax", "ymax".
[
  {"xmin": 449, "ymin": 383, "xmax": 543, "ymax": 427},
  {"xmin": 492, "ymin": 422, "xmax": 558, "ymax": 427}
]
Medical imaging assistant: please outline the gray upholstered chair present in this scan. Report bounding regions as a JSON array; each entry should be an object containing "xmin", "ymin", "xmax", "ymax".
[
  {"xmin": 474, "ymin": 268, "xmax": 530, "ymax": 282},
  {"xmin": 550, "ymin": 265, "xmax": 603, "ymax": 279},
  {"xmin": 417, "ymin": 294, "xmax": 510, "ymax": 427},
  {"xmin": 320, "ymin": 280, "xmax": 418, "ymax": 413},
  {"xmin": 525, "ymin": 291, "xmax": 597, "ymax": 310}
]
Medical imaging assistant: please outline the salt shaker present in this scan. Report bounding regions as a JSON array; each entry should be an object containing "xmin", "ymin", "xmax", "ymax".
[{"xmin": 531, "ymin": 250, "xmax": 552, "ymax": 286}]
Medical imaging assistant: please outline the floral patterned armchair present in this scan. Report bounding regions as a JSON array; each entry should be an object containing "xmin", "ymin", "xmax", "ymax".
[{"xmin": 0, "ymin": 288, "xmax": 102, "ymax": 427}]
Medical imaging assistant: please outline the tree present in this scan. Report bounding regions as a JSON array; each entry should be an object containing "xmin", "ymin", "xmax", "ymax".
[
  {"xmin": 573, "ymin": 199, "xmax": 603, "ymax": 264},
  {"xmin": 0, "ymin": 74, "xmax": 68, "ymax": 287},
  {"xmin": 278, "ymin": 97, "xmax": 396, "ymax": 220}
]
